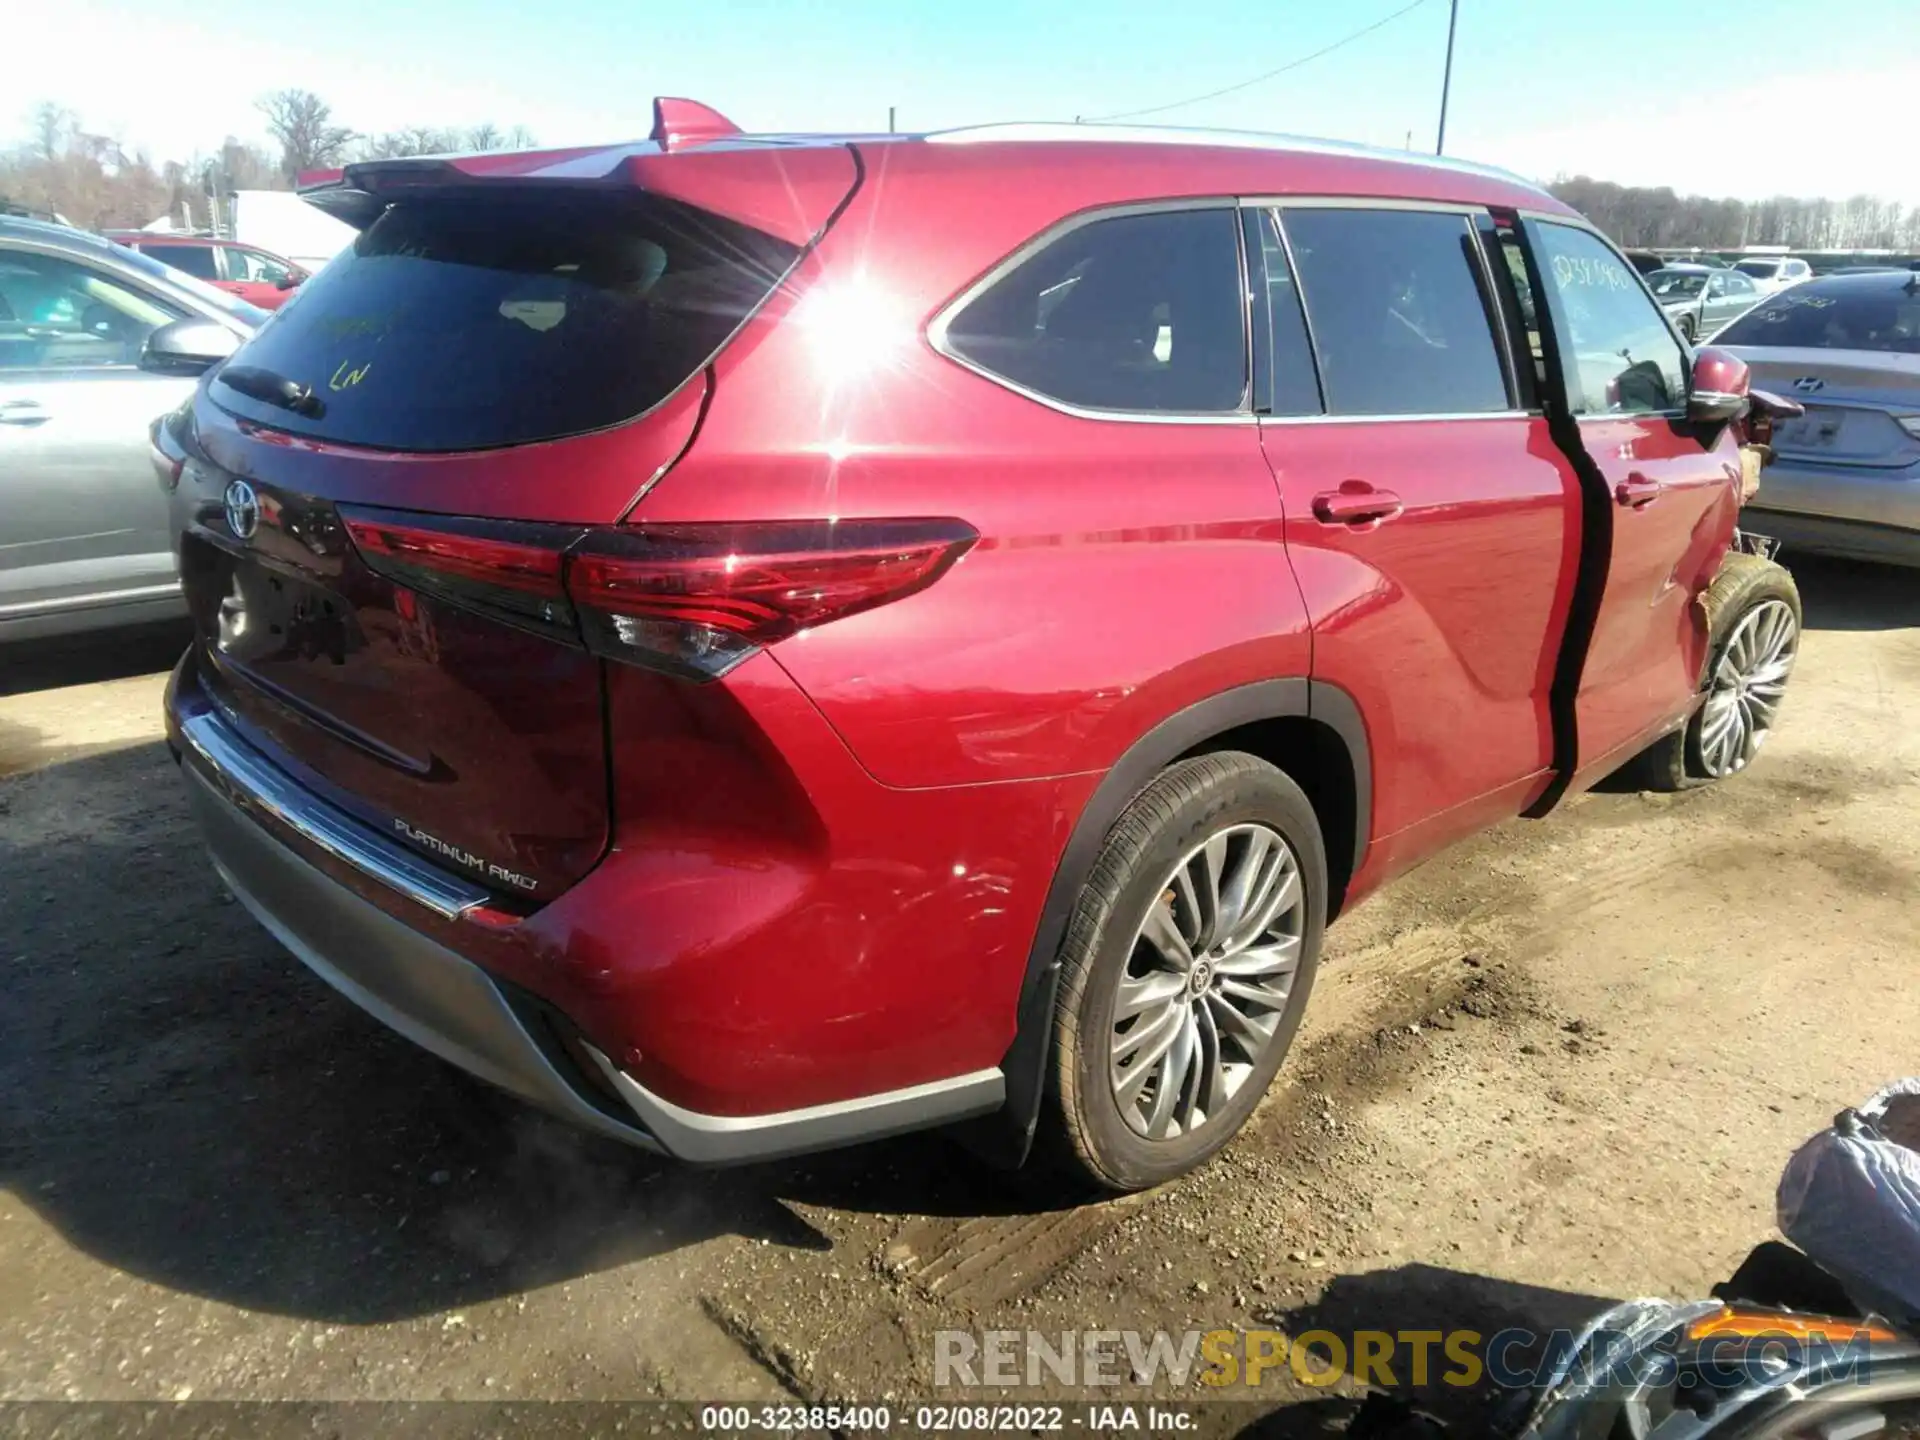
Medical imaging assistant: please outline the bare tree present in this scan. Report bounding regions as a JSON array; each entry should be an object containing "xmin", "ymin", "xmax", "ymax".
[
  {"xmin": 258, "ymin": 89, "xmax": 354, "ymax": 181},
  {"xmin": 355, "ymin": 122, "xmax": 537, "ymax": 161},
  {"xmin": 30, "ymin": 102, "xmax": 72, "ymax": 162}
]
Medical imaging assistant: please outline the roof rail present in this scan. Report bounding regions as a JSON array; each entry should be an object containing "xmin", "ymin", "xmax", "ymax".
[{"xmin": 924, "ymin": 121, "xmax": 1532, "ymax": 187}]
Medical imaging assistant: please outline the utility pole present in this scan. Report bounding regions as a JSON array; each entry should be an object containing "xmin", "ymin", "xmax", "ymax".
[
  {"xmin": 1435, "ymin": 0, "xmax": 1459, "ymax": 156},
  {"xmin": 888, "ymin": 106, "xmax": 896, "ymax": 134}
]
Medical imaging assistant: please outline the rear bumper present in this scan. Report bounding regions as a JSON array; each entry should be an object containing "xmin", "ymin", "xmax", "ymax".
[
  {"xmin": 171, "ymin": 675, "xmax": 1004, "ymax": 1164},
  {"xmin": 1742, "ymin": 453, "xmax": 1920, "ymax": 567},
  {"xmin": 1744, "ymin": 501, "xmax": 1920, "ymax": 568}
]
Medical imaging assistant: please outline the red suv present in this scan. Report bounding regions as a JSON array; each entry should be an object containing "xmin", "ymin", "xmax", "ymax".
[
  {"xmin": 160, "ymin": 101, "xmax": 1800, "ymax": 1190},
  {"xmin": 106, "ymin": 233, "xmax": 308, "ymax": 309}
]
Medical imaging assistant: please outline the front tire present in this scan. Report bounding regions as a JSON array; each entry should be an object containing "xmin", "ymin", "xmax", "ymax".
[
  {"xmin": 1037, "ymin": 752, "xmax": 1326, "ymax": 1193},
  {"xmin": 1625, "ymin": 553, "xmax": 1801, "ymax": 791},
  {"xmin": 1678, "ymin": 313, "xmax": 1698, "ymax": 344}
]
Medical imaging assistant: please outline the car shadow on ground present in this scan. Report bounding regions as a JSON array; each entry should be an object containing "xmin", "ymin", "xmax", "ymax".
[
  {"xmin": 1791, "ymin": 554, "xmax": 1920, "ymax": 633},
  {"xmin": 0, "ymin": 740, "xmax": 1069, "ymax": 1327},
  {"xmin": 1232, "ymin": 1264, "xmax": 1617, "ymax": 1437},
  {"xmin": 0, "ymin": 618, "xmax": 193, "ymax": 697}
]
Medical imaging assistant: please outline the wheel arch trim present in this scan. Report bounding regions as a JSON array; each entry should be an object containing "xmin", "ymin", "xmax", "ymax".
[{"xmin": 957, "ymin": 676, "xmax": 1371, "ymax": 1166}]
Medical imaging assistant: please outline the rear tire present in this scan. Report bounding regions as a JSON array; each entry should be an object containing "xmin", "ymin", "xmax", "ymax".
[
  {"xmin": 1623, "ymin": 553, "xmax": 1801, "ymax": 791},
  {"xmin": 1035, "ymin": 752, "xmax": 1326, "ymax": 1193}
]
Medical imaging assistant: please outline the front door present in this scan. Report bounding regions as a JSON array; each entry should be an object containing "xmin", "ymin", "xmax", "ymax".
[
  {"xmin": 1520, "ymin": 219, "xmax": 1742, "ymax": 786},
  {"xmin": 0, "ymin": 245, "xmax": 193, "ymax": 624}
]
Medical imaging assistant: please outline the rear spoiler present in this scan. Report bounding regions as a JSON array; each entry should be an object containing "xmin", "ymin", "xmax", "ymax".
[{"xmin": 296, "ymin": 97, "xmax": 860, "ymax": 247}]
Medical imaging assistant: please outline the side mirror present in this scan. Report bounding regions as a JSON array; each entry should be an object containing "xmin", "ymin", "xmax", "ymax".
[
  {"xmin": 1687, "ymin": 345, "xmax": 1751, "ymax": 425},
  {"xmin": 275, "ymin": 271, "xmax": 303, "ymax": 291},
  {"xmin": 140, "ymin": 318, "xmax": 241, "ymax": 377}
]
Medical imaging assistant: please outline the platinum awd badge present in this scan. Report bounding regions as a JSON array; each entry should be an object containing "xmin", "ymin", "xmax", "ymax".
[{"xmin": 393, "ymin": 818, "xmax": 538, "ymax": 892}]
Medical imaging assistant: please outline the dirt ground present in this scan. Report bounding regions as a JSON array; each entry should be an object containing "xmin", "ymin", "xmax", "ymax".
[{"xmin": 3, "ymin": 556, "xmax": 1917, "ymax": 1435}]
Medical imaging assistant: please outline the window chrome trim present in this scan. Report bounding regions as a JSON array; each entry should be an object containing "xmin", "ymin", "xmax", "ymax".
[
  {"xmin": 1262, "ymin": 409, "xmax": 1530, "ymax": 426},
  {"xmin": 925, "ymin": 197, "xmax": 1259, "ymax": 426},
  {"xmin": 1245, "ymin": 196, "xmax": 1489, "ymax": 216},
  {"xmin": 178, "ymin": 705, "xmax": 491, "ymax": 920}
]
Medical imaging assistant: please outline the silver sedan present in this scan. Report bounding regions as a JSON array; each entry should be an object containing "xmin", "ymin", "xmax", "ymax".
[
  {"xmin": 0, "ymin": 218, "xmax": 260, "ymax": 641},
  {"xmin": 1719, "ymin": 269, "xmax": 1920, "ymax": 567}
]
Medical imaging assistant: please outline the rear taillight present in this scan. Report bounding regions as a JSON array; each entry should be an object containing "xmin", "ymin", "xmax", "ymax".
[
  {"xmin": 569, "ymin": 520, "xmax": 977, "ymax": 679},
  {"xmin": 343, "ymin": 509, "xmax": 580, "ymax": 639},
  {"xmin": 341, "ymin": 509, "xmax": 976, "ymax": 681}
]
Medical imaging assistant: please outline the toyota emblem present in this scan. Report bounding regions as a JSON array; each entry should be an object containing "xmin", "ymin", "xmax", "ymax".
[
  {"xmin": 1791, "ymin": 376, "xmax": 1826, "ymax": 394},
  {"xmin": 224, "ymin": 479, "xmax": 260, "ymax": 540}
]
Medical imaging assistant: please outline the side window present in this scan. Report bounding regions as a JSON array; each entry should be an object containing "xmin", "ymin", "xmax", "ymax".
[
  {"xmin": 940, "ymin": 208, "xmax": 1248, "ymax": 414},
  {"xmin": 151, "ymin": 243, "xmax": 219, "ymax": 281},
  {"xmin": 1706, "ymin": 272, "xmax": 1728, "ymax": 298},
  {"xmin": 1280, "ymin": 208, "xmax": 1511, "ymax": 416},
  {"xmin": 0, "ymin": 249, "xmax": 184, "ymax": 372},
  {"xmin": 240, "ymin": 249, "xmax": 292, "ymax": 284},
  {"xmin": 1728, "ymin": 272, "xmax": 1756, "ymax": 297},
  {"xmin": 1531, "ymin": 223, "xmax": 1687, "ymax": 416},
  {"xmin": 1252, "ymin": 209, "xmax": 1321, "ymax": 416}
]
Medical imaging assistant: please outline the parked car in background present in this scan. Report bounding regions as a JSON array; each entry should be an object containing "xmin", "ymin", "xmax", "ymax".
[
  {"xmin": 1648, "ymin": 262, "xmax": 1761, "ymax": 342},
  {"xmin": 1624, "ymin": 248, "xmax": 1668, "ymax": 276},
  {"xmin": 1733, "ymin": 255, "xmax": 1812, "ymax": 295},
  {"xmin": 1718, "ymin": 270, "xmax": 1920, "ymax": 566},
  {"xmin": 1, "ymin": 218, "xmax": 261, "ymax": 640},
  {"xmin": 105, "ymin": 233, "xmax": 309, "ymax": 310},
  {"xmin": 160, "ymin": 109, "xmax": 1794, "ymax": 1191}
]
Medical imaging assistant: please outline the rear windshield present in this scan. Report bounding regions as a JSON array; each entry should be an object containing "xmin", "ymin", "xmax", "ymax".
[
  {"xmin": 1716, "ymin": 281, "xmax": 1920, "ymax": 353},
  {"xmin": 210, "ymin": 190, "xmax": 798, "ymax": 452},
  {"xmin": 1734, "ymin": 260, "xmax": 1781, "ymax": 279}
]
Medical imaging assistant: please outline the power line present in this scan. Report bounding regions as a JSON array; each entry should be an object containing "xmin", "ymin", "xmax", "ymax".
[{"xmin": 1082, "ymin": 0, "xmax": 1435, "ymax": 124}]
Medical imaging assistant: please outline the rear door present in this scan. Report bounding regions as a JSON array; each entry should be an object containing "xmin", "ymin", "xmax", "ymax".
[
  {"xmin": 1519, "ymin": 218, "xmax": 1740, "ymax": 784},
  {"xmin": 1254, "ymin": 203, "xmax": 1580, "ymax": 865},
  {"xmin": 0, "ymin": 242, "xmax": 194, "ymax": 624}
]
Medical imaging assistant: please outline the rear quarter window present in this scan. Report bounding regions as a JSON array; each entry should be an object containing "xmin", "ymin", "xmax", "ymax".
[
  {"xmin": 210, "ymin": 190, "xmax": 799, "ymax": 452},
  {"xmin": 938, "ymin": 207, "xmax": 1249, "ymax": 415}
]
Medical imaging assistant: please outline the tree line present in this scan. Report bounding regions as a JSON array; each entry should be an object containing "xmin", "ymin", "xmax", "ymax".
[
  {"xmin": 1548, "ymin": 175, "xmax": 1920, "ymax": 253},
  {"xmin": 1, "ymin": 92, "xmax": 536, "ymax": 231},
  {"xmin": 8, "ymin": 94, "xmax": 1919, "ymax": 252}
]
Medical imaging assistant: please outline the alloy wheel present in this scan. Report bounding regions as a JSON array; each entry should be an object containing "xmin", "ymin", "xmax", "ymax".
[
  {"xmin": 1697, "ymin": 597, "xmax": 1798, "ymax": 777},
  {"xmin": 1108, "ymin": 823, "xmax": 1306, "ymax": 1141}
]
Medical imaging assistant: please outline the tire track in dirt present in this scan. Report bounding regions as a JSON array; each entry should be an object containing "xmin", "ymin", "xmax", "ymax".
[{"xmin": 695, "ymin": 758, "xmax": 1898, "ymax": 1402}]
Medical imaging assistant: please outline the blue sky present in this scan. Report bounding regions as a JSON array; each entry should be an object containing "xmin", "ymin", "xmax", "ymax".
[{"xmin": 20, "ymin": 0, "xmax": 1920, "ymax": 202}]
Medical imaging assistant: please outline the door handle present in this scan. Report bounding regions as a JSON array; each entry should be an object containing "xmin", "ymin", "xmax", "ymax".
[
  {"xmin": 1312, "ymin": 483, "xmax": 1404, "ymax": 526},
  {"xmin": 0, "ymin": 400, "xmax": 51, "ymax": 427},
  {"xmin": 1615, "ymin": 473, "xmax": 1663, "ymax": 509}
]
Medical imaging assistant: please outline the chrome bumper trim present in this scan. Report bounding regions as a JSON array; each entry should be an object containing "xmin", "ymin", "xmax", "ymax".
[
  {"xmin": 178, "ymin": 706, "xmax": 490, "ymax": 921},
  {"xmin": 584, "ymin": 1047, "xmax": 1004, "ymax": 1166}
]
